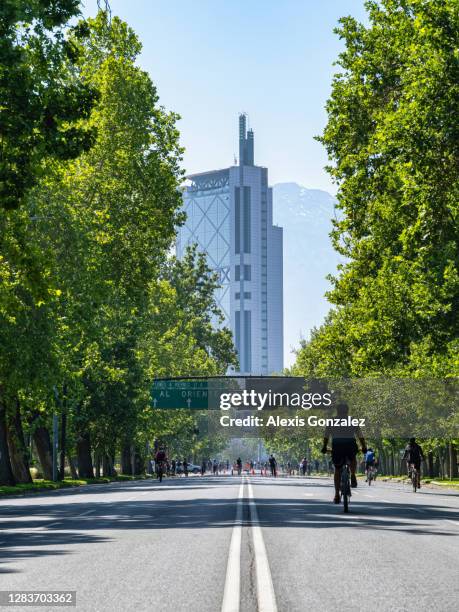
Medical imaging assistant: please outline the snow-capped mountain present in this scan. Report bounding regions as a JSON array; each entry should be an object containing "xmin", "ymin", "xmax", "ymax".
[{"xmin": 273, "ymin": 183, "xmax": 344, "ymax": 367}]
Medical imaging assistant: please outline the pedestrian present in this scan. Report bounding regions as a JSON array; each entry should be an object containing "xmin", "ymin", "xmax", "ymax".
[
  {"xmin": 301, "ymin": 457, "xmax": 307, "ymax": 476},
  {"xmin": 183, "ymin": 458, "xmax": 189, "ymax": 477},
  {"xmin": 269, "ymin": 454, "xmax": 277, "ymax": 477}
]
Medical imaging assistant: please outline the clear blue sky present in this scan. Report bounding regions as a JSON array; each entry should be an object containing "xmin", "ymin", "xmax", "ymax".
[{"xmin": 81, "ymin": 0, "xmax": 368, "ymax": 193}]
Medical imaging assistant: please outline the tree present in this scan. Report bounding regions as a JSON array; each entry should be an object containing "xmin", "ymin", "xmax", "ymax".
[
  {"xmin": 0, "ymin": 10, "xmax": 238, "ymax": 486},
  {"xmin": 0, "ymin": 0, "xmax": 97, "ymax": 210},
  {"xmin": 294, "ymin": 0, "xmax": 459, "ymax": 379},
  {"xmin": 290, "ymin": 1, "xmax": 459, "ymax": 467}
]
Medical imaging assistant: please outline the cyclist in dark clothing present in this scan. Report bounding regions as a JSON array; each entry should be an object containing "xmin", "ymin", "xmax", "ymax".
[
  {"xmin": 403, "ymin": 438, "xmax": 425, "ymax": 488},
  {"xmin": 155, "ymin": 448, "xmax": 168, "ymax": 482},
  {"xmin": 321, "ymin": 403, "xmax": 367, "ymax": 503}
]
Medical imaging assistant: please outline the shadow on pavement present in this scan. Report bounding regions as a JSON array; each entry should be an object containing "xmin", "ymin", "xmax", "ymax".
[{"xmin": 1, "ymin": 476, "xmax": 458, "ymax": 574}]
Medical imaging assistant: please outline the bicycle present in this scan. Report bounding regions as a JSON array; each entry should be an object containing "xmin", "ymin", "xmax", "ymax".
[
  {"xmin": 340, "ymin": 460, "xmax": 352, "ymax": 512},
  {"xmin": 156, "ymin": 461, "xmax": 165, "ymax": 483},
  {"xmin": 409, "ymin": 464, "xmax": 418, "ymax": 492},
  {"xmin": 326, "ymin": 449, "xmax": 352, "ymax": 513},
  {"xmin": 366, "ymin": 465, "xmax": 375, "ymax": 486}
]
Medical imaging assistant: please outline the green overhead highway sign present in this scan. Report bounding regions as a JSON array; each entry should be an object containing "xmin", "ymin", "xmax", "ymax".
[
  {"xmin": 151, "ymin": 380, "xmax": 210, "ymax": 409},
  {"xmin": 150, "ymin": 378, "xmax": 242, "ymax": 409}
]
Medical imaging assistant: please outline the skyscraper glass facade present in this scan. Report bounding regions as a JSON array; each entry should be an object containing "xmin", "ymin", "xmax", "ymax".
[
  {"xmin": 176, "ymin": 116, "xmax": 283, "ymax": 374},
  {"xmin": 176, "ymin": 169, "xmax": 231, "ymax": 324}
]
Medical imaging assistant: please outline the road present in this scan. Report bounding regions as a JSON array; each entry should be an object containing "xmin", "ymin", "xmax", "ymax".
[{"xmin": 1, "ymin": 475, "xmax": 458, "ymax": 611}]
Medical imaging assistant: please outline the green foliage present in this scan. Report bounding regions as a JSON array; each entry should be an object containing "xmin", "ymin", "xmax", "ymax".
[
  {"xmin": 287, "ymin": 1, "xmax": 459, "ymax": 465},
  {"xmin": 0, "ymin": 10, "xmax": 237, "ymax": 484},
  {"xmin": 0, "ymin": 0, "xmax": 97, "ymax": 209},
  {"xmin": 294, "ymin": 0, "xmax": 459, "ymax": 379}
]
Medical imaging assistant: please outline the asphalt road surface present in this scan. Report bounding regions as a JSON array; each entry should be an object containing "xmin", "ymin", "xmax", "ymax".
[{"xmin": 1, "ymin": 475, "xmax": 458, "ymax": 612}]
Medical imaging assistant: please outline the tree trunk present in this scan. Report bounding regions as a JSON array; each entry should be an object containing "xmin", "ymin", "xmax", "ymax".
[
  {"xmin": 67, "ymin": 453, "xmax": 78, "ymax": 479},
  {"xmin": 76, "ymin": 432, "xmax": 94, "ymax": 479},
  {"xmin": 121, "ymin": 443, "xmax": 132, "ymax": 475},
  {"xmin": 434, "ymin": 454, "xmax": 440, "ymax": 478},
  {"xmin": 0, "ymin": 398, "xmax": 15, "ymax": 486},
  {"xmin": 33, "ymin": 425, "xmax": 53, "ymax": 480},
  {"xmin": 7, "ymin": 398, "xmax": 32, "ymax": 483},
  {"xmin": 109, "ymin": 447, "xmax": 117, "ymax": 476},
  {"xmin": 445, "ymin": 447, "xmax": 450, "ymax": 480},
  {"xmin": 133, "ymin": 449, "xmax": 144, "ymax": 475},
  {"xmin": 102, "ymin": 454, "xmax": 115, "ymax": 477},
  {"xmin": 59, "ymin": 390, "xmax": 67, "ymax": 480},
  {"xmin": 427, "ymin": 451, "xmax": 434, "ymax": 478},
  {"xmin": 94, "ymin": 452, "xmax": 101, "ymax": 478},
  {"xmin": 449, "ymin": 442, "xmax": 458, "ymax": 479},
  {"xmin": 130, "ymin": 444, "xmax": 136, "ymax": 476}
]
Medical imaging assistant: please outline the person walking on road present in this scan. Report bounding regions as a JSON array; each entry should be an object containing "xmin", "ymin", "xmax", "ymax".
[
  {"xmin": 301, "ymin": 457, "xmax": 307, "ymax": 476},
  {"xmin": 236, "ymin": 457, "xmax": 242, "ymax": 476}
]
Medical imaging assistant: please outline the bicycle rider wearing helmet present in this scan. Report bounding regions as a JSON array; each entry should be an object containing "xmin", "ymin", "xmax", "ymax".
[
  {"xmin": 155, "ymin": 447, "xmax": 168, "ymax": 475},
  {"xmin": 403, "ymin": 437, "xmax": 424, "ymax": 488},
  {"xmin": 364, "ymin": 448, "xmax": 376, "ymax": 480},
  {"xmin": 321, "ymin": 402, "xmax": 367, "ymax": 504}
]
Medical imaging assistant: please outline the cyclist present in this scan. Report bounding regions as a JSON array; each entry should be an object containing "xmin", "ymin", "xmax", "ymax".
[
  {"xmin": 155, "ymin": 447, "xmax": 168, "ymax": 481},
  {"xmin": 236, "ymin": 457, "xmax": 242, "ymax": 476},
  {"xmin": 403, "ymin": 438, "xmax": 425, "ymax": 489},
  {"xmin": 364, "ymin": 448, "xmax": 376, "ymax": 481},
  {"xmin": 321, "ymin": 402, "xmax": 367, "ymax": 504}
]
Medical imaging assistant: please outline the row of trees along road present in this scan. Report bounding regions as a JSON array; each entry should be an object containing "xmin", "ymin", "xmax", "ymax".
[
  {"xmin": 289, "ymin": 0, "xmax": 458, "ymax": 478},
  {"xmin": 0, "ymin": 7, "xmax": 237, "ymax": 486}
]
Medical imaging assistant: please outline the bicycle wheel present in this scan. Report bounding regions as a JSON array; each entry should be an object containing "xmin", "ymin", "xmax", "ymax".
[
  {"xmin": 341, "ymin": 468, "xmax": 350, "ymax": 513},
  {"xmin": 343, "ymin": 486, "xmax": 349, "ymax": 512}
]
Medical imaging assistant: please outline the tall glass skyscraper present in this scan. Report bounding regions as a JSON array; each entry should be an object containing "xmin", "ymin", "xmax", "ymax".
[{"xmin": 176, "ymin": 115, "xmax": 283, "ymax": 374}]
